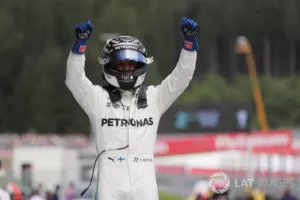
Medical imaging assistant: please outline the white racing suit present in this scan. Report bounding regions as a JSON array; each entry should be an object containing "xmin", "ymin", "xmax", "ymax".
[{"xmin": 66, "ymin": 48, "xmax": 197, "ymax": 200}]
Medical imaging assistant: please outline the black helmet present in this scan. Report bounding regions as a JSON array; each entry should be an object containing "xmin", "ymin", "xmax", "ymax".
[{"xmin": 98, "ymin": 35, "xmax": 154, "ymax": 90}]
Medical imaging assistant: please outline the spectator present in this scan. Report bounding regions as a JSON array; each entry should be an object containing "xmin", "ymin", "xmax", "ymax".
[
  {"xmin": 64, "ymin": 182, "xmax": 74, "ymax": 200},
  {"xmin": 195, "ymin": 193, "xmax": 206, "ymax": 200},
  {"xmin": 280, "ymin": 189, "xmax": 298, "ymax": 200},
  {"xmin": 29, "ymin": 190, "xmax": 44, "ymax": 200},
  {"xmin": 52, "ymin": 185, "xmax": 60, "ymax": 200},
  {"xmin": 36, "ymin": 184, "xmax": 46, "ymax": 199},
  {"xmin": 208, "ymin": 190, "xmax": 230, "ymax": 200},
  {"xmin": 187, "ymin": 180, "xmax": 210, "ymax": 200},
  {"xmin": 45, "ymin": 191, "xmax": 52, "ymax": 200},
  {"xmin": 0, "ymin": 187, "xmax": 11, "ymax": 200},
  {"xmin": 6, "ymin": 183, "xmax": 22, "ymax": 200}
]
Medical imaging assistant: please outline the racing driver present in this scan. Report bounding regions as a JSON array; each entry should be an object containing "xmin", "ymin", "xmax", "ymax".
[{"xmin": 65, "ymin": 17, "xmax": 199, "ymax": 200}]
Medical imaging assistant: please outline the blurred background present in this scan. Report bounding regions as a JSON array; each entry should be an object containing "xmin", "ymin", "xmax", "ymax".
[{"xmin": 1, "ymin": 0, "xmax": 300, "ymax": 199}]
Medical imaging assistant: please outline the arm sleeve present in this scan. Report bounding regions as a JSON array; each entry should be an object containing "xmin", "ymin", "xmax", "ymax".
[
  {"xmin": 155, "ymin": 49, "xmax": 197, "ymax": 115},
  {"xmin": 65, "ymin": 52, "xmax": 96, "ymax": 117}
]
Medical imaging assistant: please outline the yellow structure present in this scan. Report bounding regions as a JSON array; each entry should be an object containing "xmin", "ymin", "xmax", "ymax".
[{"xmin": 235, "ymin": 36, "xmax": 269, "ymax": 131}]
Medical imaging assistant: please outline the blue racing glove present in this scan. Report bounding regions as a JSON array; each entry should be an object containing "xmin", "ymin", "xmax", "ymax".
[
  {"xmin": 72, "ymin": 20, "xmax": 94, "ymax": 55},
  {"xmin": 181, "ymin": 17, "xmax": 199, "ymax": 51}
]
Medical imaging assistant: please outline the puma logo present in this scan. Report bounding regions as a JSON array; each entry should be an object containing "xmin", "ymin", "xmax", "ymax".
[{"xmin": 108, "ymin": 157, "xmax": 115, "ymax": 162}]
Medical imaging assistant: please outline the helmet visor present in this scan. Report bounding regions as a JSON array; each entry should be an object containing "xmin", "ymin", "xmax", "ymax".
[
  {"xmin": 99, "ymin": 49, "xmax": 153, "ymax": 65},
  {"xmin": 112, "ymin": 49, "xmax": 146, "ymax": 63}
]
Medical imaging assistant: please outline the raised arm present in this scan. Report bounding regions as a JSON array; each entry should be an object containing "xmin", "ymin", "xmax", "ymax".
[
  {"xmin": 155, "ymin": 17, "xmax": 199, "ymax": 115},
  {"xmin": 65, "ymin": 20, "xmax": 96, "ymax": 117}
]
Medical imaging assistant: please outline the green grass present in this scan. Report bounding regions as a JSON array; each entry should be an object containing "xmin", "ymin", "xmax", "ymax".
[{"xmin": 159, "ymin": 192, "xmax": 185, "ymax": 200}]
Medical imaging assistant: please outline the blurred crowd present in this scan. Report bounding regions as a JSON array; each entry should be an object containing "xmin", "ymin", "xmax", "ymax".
[
  {"xmin": 187, "ymin": 181, "xmax": 299, "ymax": 200},
  {"xmin": 0, "ymin": 160, "xmax": 76, "ymax": 200},
  {"xmin": 189, "ymin": 188, "xmax": 299, "ymax": 200},
  {"xmin": 2, "ymin": 157, "xmax": 300, "ymax": 200},
  {"xmin": 0, "ymin": 182, "xmax": 75, "ymax": 200}
]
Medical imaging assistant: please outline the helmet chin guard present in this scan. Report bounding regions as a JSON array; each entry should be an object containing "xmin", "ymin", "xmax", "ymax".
[{"xmin": 103, "ymin": 72, "xmax": 147, "ymax": 90}]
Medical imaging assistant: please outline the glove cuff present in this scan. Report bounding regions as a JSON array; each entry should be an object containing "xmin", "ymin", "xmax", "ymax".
[
  {"xmin": 72, "ymin": 40, "xmax": 88, "ymax": 55},
  {"xmin": 183, "ymin": 37, "xmax": 199, "ymax": 52}
]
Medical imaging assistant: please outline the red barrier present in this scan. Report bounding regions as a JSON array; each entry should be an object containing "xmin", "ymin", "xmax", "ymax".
[{"xmin": 155, "ymin": 129, "xmax": 292, "ymax": 156}]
